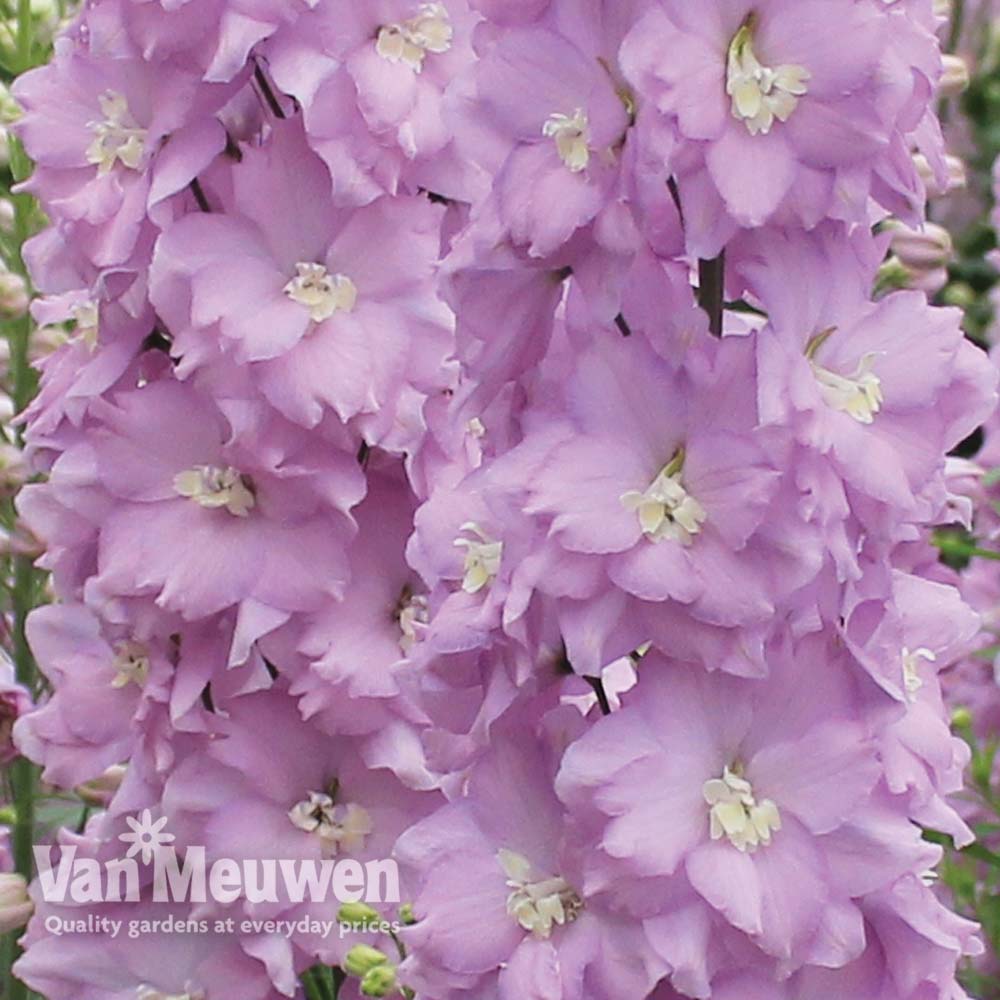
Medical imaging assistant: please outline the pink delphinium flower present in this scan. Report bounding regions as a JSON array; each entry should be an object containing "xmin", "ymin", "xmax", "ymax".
[
  {"xmin": 501, "ymin": 332, "xmax": 783, "ymax": 628},
  {"xmin": 396, "ymin": 700, "xmax": 665, "ymax": 1000},
  {"xmin": 739, "ymin": 227, "xmax": 997, "ymax": 533},
  {"xmin": 15, "ymin": 36, "xmax": 233, "ymax": 268},
  {"xmin": 289, "ymin": 469, "xmax": 429, "ymax": 735},
  {"xmin": 555, "ymin": 641, "xmax": 904, "ymax": 976},
  {"xmin": 457, "ymin": 16, "xmax": 634, "ymax": 257},
  {"xmin": 20, "ymin": 377, "xmax": 363, "ymax": 627},
  {"xmin": 264, "ymin": 0, "xmax": 479, "ymax": 197},
  {"xmin": 150, "ymin": 120, "xmax": 452, "ymax": 437},
  {"xmin": 620, "ymin": 0, "xmax": 940, "ymax": 255},
  {"xmin": 162, "ymin": 686, "xmax": 441, "ymax": 965}
]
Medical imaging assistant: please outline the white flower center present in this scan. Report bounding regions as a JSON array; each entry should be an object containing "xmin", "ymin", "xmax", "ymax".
[
  {"xmin": 621, "ymin": 453, "xmax": 706, "ymax": 545},
  {"xmin": 111, "ymin": 640, "xmax": 150, "ymax": 689},
  {"xmin": 173, "ymin": 465, "xmax": 255, "ymax": 517},
  {"xmin": 288, "ymin": 792, "xmax": 373, "ymax": 856},
  {"xmin": 806, "ymin": 329, "xmax": 884, "ymax": 424},
  {"xmin": 703, "ymin": 765, "xmax": 781, "ymax": 853},
  {"xmin": 498, "ymin": 849, "xmax": 582, "ymax": 939},
  {"xmin": 466, "ymin": 417, "xmax": 486, "ymax": 439},
  {"xmin": 137, "ymin": 988, "xmax": 204, "ymax": 1000},
  {"xmin": 542, "ymin": 109, "xmax": 590, "ymax": 173},
  {"xmin": 73, "ymin": 300, "xmax": 100, "ymax": 350},
  {"xmin": 726, "ymin": 19, "xmax": 809, "ymax": 136},
  {"xmin": 811, "ymin": 353, "xmax": 883, "ymax": 424},
  {"xmin": 902, "ymin": 646, "xmax": 936, "ymax": 702},
  {"xmin": 376, "ymin": 2, "xmax": 453, "ymax": 72},
  {"xmin": 396, "ymin": 589, "xmax": 429, "ymax": 653},
  {"xmin": 453, "ymin": 522, "xmax": 503, "ymax": 594},
  {"xmin": 86, "ymin": 91, "xmax": 148, "ymax": 176},
  {"xmin": 284, "ymin": 263, "xmax": 357, "ymax": 323}
]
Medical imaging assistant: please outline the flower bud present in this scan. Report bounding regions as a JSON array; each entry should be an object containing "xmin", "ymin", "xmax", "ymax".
[
  {"xmin": 939, "ymin": 54, "xmax": 970, "ymax": 98},
  {"xmin": 0, "ymin": 199, "xmax": 15, "ymax": 234},
  {"xmin": 951, "ymin": 706, "xmax": 973, "ymax": 731},
  {"xmin": 0, "ymin": 523, "xmax": 45, "ymax": 559},
  {"xmin": 0, "ymin": 82, "xmax": 18, "ymax": 124},
  {"xmin": 76, "ymin": 764, "xmax": 128, "ymax": 808},
  {"xmin": 0, "ymin": 873, "xmax": 32, "ymax": 933},
  {"xmin": 874, "ymin": 256, "xmax": 910, "ymax": 296},
  {"xmin": 0, "ymin": 443, "xmax": 27, "ymax": 499},
  {"xmin": 941, "ymin": 281, "xmax": 976, "ymax": 309},
  {"xmin": 877, "ymin": 254, "xmax": 950, "ymax": 297},
  {"xmin": 914, "ymin": 152, "xmax": 967, "ymax": 196},
  {"xmin": 344, "ymin": 945, "xmax": 389, "ymax": 978},
  {"xmin": 885, "ymin": 221, "xmax": 953, "ymax": 270},
  {"xmin": 0, "ymin": 270, "xmax": 28, "ymax": 320},
  {"xmin": 0, "ymin": 653, "xmax": 31, "ymax": 765},
  {"xmin": 338, "ymin": 901, "xmax": 381, "ymax": 928},
  {"xmin": 908, "ymin": 266, "xmax": 950, "ymax": 296},
  {"xmin": 29, "ymin": 323, "xmax": 70, "ymax": 364},
  {"xmin": 360, "ymin": 964, "xmax": 398, "ymax": 998},
  {"xmin": 30, "ymin": 0, "xmax": 60, "ymax": 20},
  {"xmin": 398, "ymin": 903, "xmax": 416, "ymax": 925}
]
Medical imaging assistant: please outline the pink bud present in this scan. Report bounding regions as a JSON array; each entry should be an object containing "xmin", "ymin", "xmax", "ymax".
[
  {"xmin": 939, "ymin": 55, "xmax": 970, "ymax": 98},
  {"xmin": 887, "ymin": 221, "xmax": 953, "ymax": 271},
  {"xmin": 0, "ymin": 874, "xmax": 32, "ymax": 933},
  {"xmin": 76, "ymin": 764, "xmax": 128, "ymax": 809}
]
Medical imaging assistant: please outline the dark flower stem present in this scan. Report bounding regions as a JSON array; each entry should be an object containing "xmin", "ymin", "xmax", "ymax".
[
  {"xmin": 698, "ymin": 253, "xmax": 726, "ymax": 337},
  {"xmin": 614, "ymin": 313, "xmax": 632, "ymax": 338},
  {"xmin": 190, "ymin": 178, "xmax": 212, "ymax": 213},
  {"xmin": 586, "ymin": 676, "xmax": 612, "ymax": 716},
  {"xmin": 254, "ymin": 63, "xmax": 286, "ymax": 120}
]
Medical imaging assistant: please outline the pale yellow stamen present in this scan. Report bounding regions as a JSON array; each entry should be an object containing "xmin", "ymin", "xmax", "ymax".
[
  {"xmin": 284, "ymin": 263, "xmax": 357, "ymax": 323},
  {"xmin": 86, "ymin": 91, "xmax": 147, "ymax": 176},
  {"xmin": 376, "ymin": 2, "xmax": 453, "ymax": 72},
  {"xmin": 902, "ymin": 646, "xmax": 936, "ymax": 702},
  {"xmin": 498, "ymin": 849, "xmax": 583, "ymax": 939},
  {"xmin": 621, "ymin": 451, "xmax": 706, "ymax": 545},
  {"xmin": 111, "ymin": 640, "xmax": 150, "ymax": 689},
  {"xmin": 288, "ymin": 792, "xmax": 373, "ymax": 856},
  {"xmin": 173, "ymin": 465, "xmax": 255, "ymax": 517},
  {"xmin": 726, "ymin": 19, "xmax": 809, "ymax": 136},
  {"xmin": 453, "ymin": 522, "xmax": 502, "ymax": 594},
  {"xmin": 542, "ymin": 109, "xmax": 590, "ymax": 172},
  {"xmin": 72, "ymin": 300, "xmax": 100, "ymax": 350},
  {"xmin": 703, "ymin": 765, "xmax": 781, "ymax": 853}
]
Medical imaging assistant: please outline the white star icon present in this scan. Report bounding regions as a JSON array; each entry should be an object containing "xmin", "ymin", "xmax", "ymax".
[{"xmin": 119, "ymin": 810, "xmax": 175, "ymax": 864}]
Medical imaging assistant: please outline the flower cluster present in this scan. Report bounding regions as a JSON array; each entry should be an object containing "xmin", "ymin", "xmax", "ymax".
[{"xmin": 7, "ymin": 1, "xmax": 998, "ymax": 999}]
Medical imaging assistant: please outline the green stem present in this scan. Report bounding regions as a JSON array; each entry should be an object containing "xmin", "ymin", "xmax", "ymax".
[
  {"xmin": 4, "ymin": 11, "xmax": 39, "ymax": 993},
  {"xmin": 3, "ymin": 259, "xmax": 36, "ymax": 1000},
  {"xmin": 946, "ymin": 0, "xmax": 966, "ymax": 56},
  {"xmin": 2, "ymin": 345, "xmax": 36, "ymax": 997},
  {"xmin": 301, "ymin": 968, "xmax": 337, "ymax": 1000},
  {"xmin": 300, "ymin": 970, "xmax": 323, "ymax": 1000},
  {"xmin": 14, "ymin": 0, "xmax": 29, "ymax": 72},
  {"xmin": 937, "ymin": 0, "xmax": 967, "ymax": 131}
]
